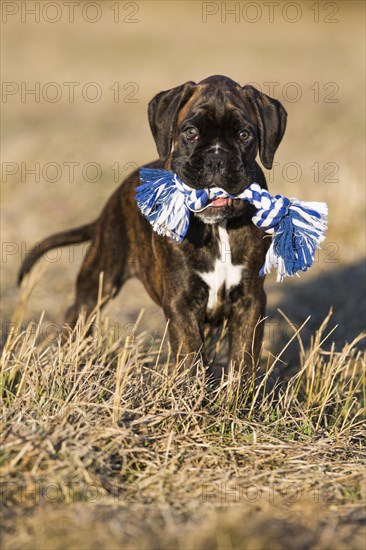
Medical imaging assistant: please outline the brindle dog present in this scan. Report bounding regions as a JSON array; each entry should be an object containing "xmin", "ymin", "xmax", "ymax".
[{"xmin": 19, "ymin": 75, "xmax": 287, "ymax": 372}]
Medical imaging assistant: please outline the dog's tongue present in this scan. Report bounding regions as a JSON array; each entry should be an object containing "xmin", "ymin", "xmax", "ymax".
[{"xmin": 210, "ymin": 197, "xmax": 232, "ymax": 207}]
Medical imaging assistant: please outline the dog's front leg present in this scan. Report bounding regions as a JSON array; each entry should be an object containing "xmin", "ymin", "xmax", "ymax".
[
  {"xmin": 228, "ymin": 286, "xmax": 267, "ymax": 375},
  {"xmin": 162, "ymin": 296, "xmax": 206, "ymax": 371}
]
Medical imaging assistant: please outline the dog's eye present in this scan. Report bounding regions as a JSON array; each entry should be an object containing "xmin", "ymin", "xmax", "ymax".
[
  {"xmin": 184, "ymin": 127, "xmax": 199, "ymax": 141},
  {"xmin": 238, "ymin": 130, "xmax": 250, "ymax": 142}
]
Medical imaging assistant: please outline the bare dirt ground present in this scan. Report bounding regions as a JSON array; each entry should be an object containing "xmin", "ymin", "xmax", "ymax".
[{"xmin": 1, "ymin": 2, "xmax": 365, "ymax": 549}]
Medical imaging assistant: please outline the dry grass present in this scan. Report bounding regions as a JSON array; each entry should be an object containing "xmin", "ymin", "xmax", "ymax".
[
  {"xmin": 1, "ymin": 1, "xmax": 366, "ymax": 548},
  {"xmin": 1, "ymin": 290, "xmax": 365, "ymax": 549}
]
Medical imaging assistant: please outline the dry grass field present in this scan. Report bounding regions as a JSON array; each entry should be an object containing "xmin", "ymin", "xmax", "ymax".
[{"xmin": 1, "ymin": 1, "xmax": 365, "ymax": 549}]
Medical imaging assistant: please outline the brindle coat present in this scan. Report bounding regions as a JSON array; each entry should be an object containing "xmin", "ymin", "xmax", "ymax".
[{"xmin": 19, "ymin": 75, "xmax": 287, "ymax": 372}]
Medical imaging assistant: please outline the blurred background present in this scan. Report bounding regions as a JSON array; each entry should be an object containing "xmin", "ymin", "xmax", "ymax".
[{"xmin": 2, "ymin": 0, "xmax": 365, "ymax": 359}]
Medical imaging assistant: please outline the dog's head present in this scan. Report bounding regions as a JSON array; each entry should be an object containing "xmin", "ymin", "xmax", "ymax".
[{"xmin": 148, "ymin": 75, "xmax": 287, "ymax": 223}]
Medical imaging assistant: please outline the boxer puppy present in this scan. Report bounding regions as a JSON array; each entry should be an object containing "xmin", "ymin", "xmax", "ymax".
[{"xmin": 19, "ymin": 75, "xmax": 287, "ymax": 372}]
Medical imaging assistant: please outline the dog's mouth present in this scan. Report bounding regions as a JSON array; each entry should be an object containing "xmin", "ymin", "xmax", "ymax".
[
  {"xmin": 208, "ymin": 197, "xmax": 233, "ymax": 208},
  {"xmin": 195, "ymin": 197, "xmax": 246, "ymax": 224},
  {"xmin": 204, "ymin": 197, "xmax": 245, "ymax": 211}
]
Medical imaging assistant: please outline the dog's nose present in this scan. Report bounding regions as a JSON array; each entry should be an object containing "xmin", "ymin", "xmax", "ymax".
[{"xmin": 205, "ymin": 153, "xmax": 227, "ymax": 175}]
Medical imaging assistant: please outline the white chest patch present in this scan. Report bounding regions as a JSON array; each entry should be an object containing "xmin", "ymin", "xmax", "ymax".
[{"xmin": 198, "ymin": 222, "xmax": 243, "ymax": 311}]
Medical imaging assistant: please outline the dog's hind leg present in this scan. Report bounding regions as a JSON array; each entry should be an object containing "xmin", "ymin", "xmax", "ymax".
[{"xmin": 63, "ymin": 229, "xmax": 130, "ymax": 341}]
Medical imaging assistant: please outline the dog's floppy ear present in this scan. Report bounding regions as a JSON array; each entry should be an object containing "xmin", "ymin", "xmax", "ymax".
[
  {"xmin": 242, "ymin": 85, "xmax": 287, "ymax": 170},
  {"xmin": 148, "ymin": 81, "xmax": 196, "ymax": 161}
]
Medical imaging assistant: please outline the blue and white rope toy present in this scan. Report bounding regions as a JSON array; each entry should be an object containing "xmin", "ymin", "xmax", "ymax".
[{"xmin": 136, "ymin": 168, "xmax": 328, "ymax": 282}]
